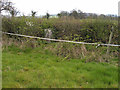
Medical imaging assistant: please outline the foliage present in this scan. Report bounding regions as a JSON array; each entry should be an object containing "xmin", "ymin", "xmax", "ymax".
[
  {"xmin": 52, "ymin": 18, "xmax": 118, "ymax": 44},
  {"xmin": 2, "ymin": 17, "xmax": 44, "ymax": 37},
  {"xmin": 2, "ymin": 30, "xmax": 118, "ymax": 88},
  {"xmin": 2, "ymin": 17, "xmax": 118, "ymax": 44},
  {"xmin": 3, "ymin": 35, "xmax": 119, "ymax": 63}
]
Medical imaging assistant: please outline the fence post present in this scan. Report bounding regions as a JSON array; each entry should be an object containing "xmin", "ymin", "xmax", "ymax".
[{"xmin": 107, "ymin": 26, "xmax": 114, "ymax": 54}]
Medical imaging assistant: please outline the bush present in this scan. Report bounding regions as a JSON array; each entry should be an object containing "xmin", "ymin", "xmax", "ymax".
[{"xmin": 2, "ymin": 17, "xmax": 118, "ymax": 44}]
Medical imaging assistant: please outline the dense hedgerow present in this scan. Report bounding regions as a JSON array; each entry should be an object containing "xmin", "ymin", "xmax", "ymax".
[{"xmin": 2, "ymin": 16, "xmax": 118, "ymax": 44}]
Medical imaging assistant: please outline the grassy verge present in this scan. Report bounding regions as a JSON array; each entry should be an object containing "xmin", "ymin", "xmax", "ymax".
[{"xmin": 2, "ymin": 45, "xmax": 118, "ymax": 88}]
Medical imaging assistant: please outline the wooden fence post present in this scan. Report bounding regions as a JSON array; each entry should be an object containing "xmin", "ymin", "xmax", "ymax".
[{"xmin": 107, "ymin": 26, "xmax": 114, "ymax": 54}]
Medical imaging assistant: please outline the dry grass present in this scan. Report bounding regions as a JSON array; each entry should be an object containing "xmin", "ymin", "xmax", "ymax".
[{"xmin": 2, "ymin": 35, "xmax": 118, "ymax": 63}]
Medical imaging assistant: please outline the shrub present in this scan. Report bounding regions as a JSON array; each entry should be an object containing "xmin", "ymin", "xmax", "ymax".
[{"xmin": 2, "ymin": 17, "xmax": 118, "ymax": 44}]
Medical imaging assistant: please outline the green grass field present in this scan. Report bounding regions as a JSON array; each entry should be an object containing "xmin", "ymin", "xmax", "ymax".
[{"xmin": 2, "ymin": 45, "xmax": 118, "ymax": 88}]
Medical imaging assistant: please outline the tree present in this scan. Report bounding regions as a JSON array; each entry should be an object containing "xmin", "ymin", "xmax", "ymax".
[
  {"xmin": 57, "ymin": 13, "xmax": 61, "ymax": 18},
  {"xmin": 69, "ymin": 9, "xmax": 79, "ymax": 19},
  {"xmin": 31, "ymin": 10, "xmax": 37, "ymax": 17},
  {"xmin": 46, "ymin": 12, "xmax": 50, "ymax": 19},
  {"xmin": 0, "ymin": 0, "xmax": 14, "ymax": 13},
  {"xmin": 59, "ymin": 11, "xmax": 69, "ymax": 16},
  {"xmin": 0, "ymin": 0, "xmax": 19, "ymax": 17},
  {"xmin": 9, "ymin": 8, "xmax": 19, "ymax": 17},
  {"xmin": 77, "ymin": 10, "xmax": 86, "ymax": 19}
]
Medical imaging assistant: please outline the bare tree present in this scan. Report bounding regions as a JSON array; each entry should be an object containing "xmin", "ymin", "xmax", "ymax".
[
  {"xmin": 0, "ymin": 0, "xmax": 14, "ymax": 13},
  {"xmin": 0, "ymin": 0, "xmax": 19, "ymax": 17},
  {"xmin": 9, "ymin": 8, "xmax": 19, "ymax": 17}
]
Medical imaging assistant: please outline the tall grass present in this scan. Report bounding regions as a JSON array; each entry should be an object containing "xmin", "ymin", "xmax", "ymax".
[
  {"xmin": 2, "ymin": 34, "xmax": 118, "ymax": 63},
  {"xmin": 2, "ymin": 35, "xmax": 118, "ymax": 88}
]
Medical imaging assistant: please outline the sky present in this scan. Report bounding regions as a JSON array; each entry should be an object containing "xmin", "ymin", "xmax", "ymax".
[{"xmin": 9, "ymin": 0, "xmax": 120, "ymax": 16}]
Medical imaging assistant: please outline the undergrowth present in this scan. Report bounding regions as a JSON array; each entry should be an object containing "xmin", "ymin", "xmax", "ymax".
[
  {"xmin": 2, "ymin": 35, "xmax": 119, "ymax": 64},
  {"xmin": 2, "ymin": 37, "xmax": 118, "ymax": 88}
]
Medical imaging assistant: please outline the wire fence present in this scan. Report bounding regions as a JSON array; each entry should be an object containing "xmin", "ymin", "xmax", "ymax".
[{"xmin": 2, "ymin": 32, "xmax": 120, "ymax": 47}]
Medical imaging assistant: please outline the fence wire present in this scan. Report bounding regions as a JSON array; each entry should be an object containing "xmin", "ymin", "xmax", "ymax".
[{"xmin": 2, "ymin": 32, "xmax": 120, "ymax": 47}]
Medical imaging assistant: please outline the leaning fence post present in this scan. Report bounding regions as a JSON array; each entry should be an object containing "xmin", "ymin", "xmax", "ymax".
[{"xmin": 107, "ymin": 26, "xmax": 114, "ymax": 54}]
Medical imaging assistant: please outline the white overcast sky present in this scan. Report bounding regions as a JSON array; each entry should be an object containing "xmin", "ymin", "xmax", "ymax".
[{"xmin": 11, "ymin": 0, "xmax": 119, "ymax": 16}]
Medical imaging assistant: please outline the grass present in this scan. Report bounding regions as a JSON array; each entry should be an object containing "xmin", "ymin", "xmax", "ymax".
[{"xmin": 2, "ymin": 45, "xmax": 118, "ymax": 88}]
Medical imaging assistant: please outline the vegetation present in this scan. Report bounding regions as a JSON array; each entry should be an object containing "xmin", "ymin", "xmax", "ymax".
[
  {"xmin": 0, "ymin": 0, "xmax": 19, "ymax": 17},
  {"xmin": 1, "ymin": 0, "xmax": 119, "ymax": 88},
  {"xmin": 2, "ymin": 17, "xmax": 118, "ymax": 44},
  {"xmin": 2, "ymin": 36, "xmax": 118, "ymax": 88},
  {"xmin": 2, "ymin": 13, "xmax": 119, "ymax": 88}
]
